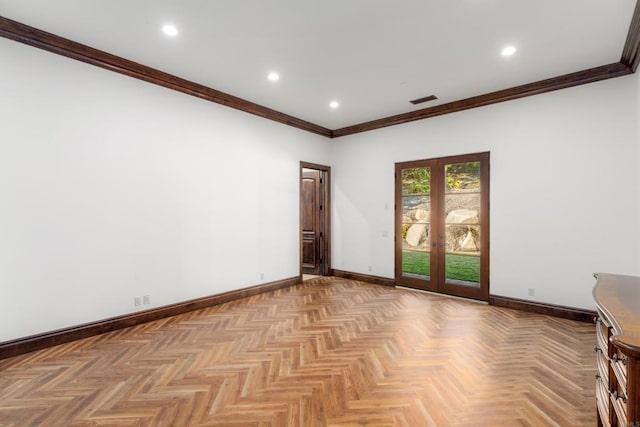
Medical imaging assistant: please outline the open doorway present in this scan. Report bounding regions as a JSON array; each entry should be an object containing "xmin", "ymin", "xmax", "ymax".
[{"xmin": 300, "ymin": 161, "xmax": 331, "ymax": 279}]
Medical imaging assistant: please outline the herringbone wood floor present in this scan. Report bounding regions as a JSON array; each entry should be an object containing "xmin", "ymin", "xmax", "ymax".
[{"xmin": 0, "ymin": 278, "xmax": 596, "ymax": 426}]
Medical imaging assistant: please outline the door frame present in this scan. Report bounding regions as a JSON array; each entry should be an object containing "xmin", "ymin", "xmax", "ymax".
[
  {"xmin": 300, "ymin": 161, "xmax": 331, "ymax": 276},
  {"xmin": 394, "ymin": 152, "xmax": 490, "ymax": 301}
]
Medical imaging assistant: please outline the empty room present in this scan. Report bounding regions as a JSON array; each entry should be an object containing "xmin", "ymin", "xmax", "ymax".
[{"xmin": 1, "ymin": 1, "xmax": 639, "ymax": 426}]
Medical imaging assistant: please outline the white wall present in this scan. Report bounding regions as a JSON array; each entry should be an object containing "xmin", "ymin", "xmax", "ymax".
[
  {"xmin": 0, "ymin": 38, "xmax": 331, "ymax": 342},
  {"xmin": 2, "ymin": 36, "xmax": 639, "ymax": 344},
  {"xmin": 331, "ymin": 73, "xmax": 640, "ymax": 310}
]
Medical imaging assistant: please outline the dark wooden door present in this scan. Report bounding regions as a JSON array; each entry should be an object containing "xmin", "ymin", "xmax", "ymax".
[{"xmin": 301, "ymin": 168, "xmax": 323, "ymax": 274}]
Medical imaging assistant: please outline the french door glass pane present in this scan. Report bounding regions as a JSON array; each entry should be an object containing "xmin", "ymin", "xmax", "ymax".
[
  {"xmin": 445, "ymin": 162, "xmax": 480, "ymax": 192},
  {"xmin": 444, "ymin": 162, "xmax": 481, "ymax": 287},
  {"xmin": 401, "ymin": 167, "xmax": 431, "ymax": 279},
  {"xmin": 402, "ymin": 167, "xmax": 431, "ymax": 195}
]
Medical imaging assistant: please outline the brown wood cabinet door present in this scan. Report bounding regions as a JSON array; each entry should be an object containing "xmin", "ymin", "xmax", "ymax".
[{"xmin": 301, "ymin": 168, "xmax": 322, "ymax": 274}]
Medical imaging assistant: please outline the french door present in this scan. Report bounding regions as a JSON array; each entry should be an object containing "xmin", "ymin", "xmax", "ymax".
[{"xmin": 395, "ymin": 152, "xmax": 489, "ymax": 301}]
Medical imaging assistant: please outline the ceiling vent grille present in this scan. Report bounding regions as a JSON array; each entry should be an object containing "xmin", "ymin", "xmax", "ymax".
[{"xmin": 409, "ymin": 95, "xmax": 438, "ymax": 105}]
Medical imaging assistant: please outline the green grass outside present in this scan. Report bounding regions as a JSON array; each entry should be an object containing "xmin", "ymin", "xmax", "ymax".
[{"xmin": 402, "ymin": 250, "xmax": 480, "ymax": 283}]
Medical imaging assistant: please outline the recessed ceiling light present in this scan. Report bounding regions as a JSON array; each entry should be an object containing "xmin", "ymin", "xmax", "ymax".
[
  {"xmin": 162, "ymin": 24, "xmax": 179, "ymax": 37},
  {"xmin": 267, "ymin": 72, "xmax": 280, "ymax": 82},
  {"xmin": 329, "ymin": 101, "xmax": 340, "ymax": 109},
  {"xmin": 501, "ymin": 46, "xmax": 517, "ymax": 56}
]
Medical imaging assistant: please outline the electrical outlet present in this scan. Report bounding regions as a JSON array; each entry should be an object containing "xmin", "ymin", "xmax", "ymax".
[
  {"xmin": 528, "ymin": 288, "xmax": 535, "ymax": 297},
  {"xmin": 143, "ymin": 295, "xmax": 150, "ymax": 305},
  {"xmin": 382, "ymin": 231, "xmax": 388, "ymax": 237},
  {"xmin": 260, "ymin": 273, "xmax": 264, "ymax": 280},
  {"xmin": 134, "ymin": 296, "xmax": 142, "ymax": 307},
  {"xmin": 368, "ymin": 266, "xmax": 372, "ymax": 272}
]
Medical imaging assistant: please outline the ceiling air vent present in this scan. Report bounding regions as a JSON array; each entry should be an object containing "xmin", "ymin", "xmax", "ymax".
[{"xmin": 409, "ymin": 95, "xmax": 438, "ymax": 105}]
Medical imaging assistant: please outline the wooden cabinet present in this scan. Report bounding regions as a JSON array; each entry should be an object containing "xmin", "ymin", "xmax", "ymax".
[{"xmin": 593, "ymin": 273, "xmax": 640, "ymax": 427}]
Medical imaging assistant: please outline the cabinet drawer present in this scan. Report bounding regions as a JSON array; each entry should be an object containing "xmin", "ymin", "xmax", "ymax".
[
  {"xmin": 610, "ymin": 379, "xmax": 628, "ymax": 426},
  {"xmin": 596, "ymin": 350, "xmax": 609, "ymax": 384},
  {"xmin": 596, "ymin": 376, "xmax": 610, "ymax": 427},
  {"xmin": 596, "ymin": 317, "xmax": 609, "ymax": 352},
  {"xmin": 611, "ymin": 349, "xmax": 628, "ymax": 391},
  {"xmin": 596, "ymin": 311, "xmax": 612, "ymax": 328}
]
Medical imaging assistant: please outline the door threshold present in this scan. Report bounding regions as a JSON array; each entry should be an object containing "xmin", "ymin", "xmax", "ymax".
[{"xmin": 396, "ymin": 286, "xmax": 488, "ymax": 304}]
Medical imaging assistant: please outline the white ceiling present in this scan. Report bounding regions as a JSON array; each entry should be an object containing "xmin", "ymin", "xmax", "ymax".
[{"xmin": 1, "ymin": 0, "xmax": 636, "ymax": 129}]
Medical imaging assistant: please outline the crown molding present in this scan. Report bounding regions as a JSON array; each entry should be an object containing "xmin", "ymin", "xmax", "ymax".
[
  {"xmin": 0, "ymin": 16, "xmax": 332, "ymax": 138},
  {"xmin": 622, "ymin": 0, "xmax": 640, "ymax": 72},
  {"xmin": 332, "ymin": 63, "xmax": 632, "ymax": 137}
]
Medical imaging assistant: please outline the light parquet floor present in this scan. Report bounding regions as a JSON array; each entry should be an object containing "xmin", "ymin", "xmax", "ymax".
[{"xmin": 0, "ymin": 277, "xmax": 596, "ymax": 426}]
